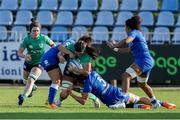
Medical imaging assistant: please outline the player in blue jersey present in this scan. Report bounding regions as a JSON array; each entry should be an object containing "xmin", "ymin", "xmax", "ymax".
[
  {"xmin": 70, "ymin": 71, "xmax": 176, "ymax": 109},
  {"xmin": 70, "ymin": 71, "xmax": 152, "ymax": 109},
  {"xmin": 107, "ymin": 16, "xmax": 161, "ymax": 108},
  {"xmin": 40, "ymin": 38, "xmax": 75, "ymax": 108},
  {"xmin": 41, "ymin": 35, "xmax": 100, "ymax": 108}
]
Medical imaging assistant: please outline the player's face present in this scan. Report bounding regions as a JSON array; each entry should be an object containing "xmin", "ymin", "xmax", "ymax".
[
  {"xmin": 75, "ymin": 51, "xmax": 84, "ymax": 56},
  {"xmin": 31, "ymin": 27, "xmax": 40, "ymax": 39}
]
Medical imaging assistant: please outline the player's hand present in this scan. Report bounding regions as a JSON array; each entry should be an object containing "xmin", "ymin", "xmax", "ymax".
[
  {"xmin": 107, "ymin": 41, "xmax": 116, "ymax": 49},
  {"xmin": 25, "ymin": 54, "xmax": 32, "ymax": 61},
  {"xmin": 59, "ymin": 55, "xmax": 65, "ymax": 63},
  {"xmin": 68, "ymin": 65, "xmax": 74, "ymax": 72}
]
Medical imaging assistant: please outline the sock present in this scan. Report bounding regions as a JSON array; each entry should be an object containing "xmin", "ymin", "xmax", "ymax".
[
  {"xmin": 59, "ymin": 96, "xmax": 65, "ymax": 102},
  {"xmin": 133, "ymin": 104, "xmax": 143, "ymax": 108},
  {"xmin": 22, "ymin": 94, "xmax": 27, "ymax": 100},
  {"xmin": 89, "ymin": 93, "xmax": 97, "ymax": 101},
  {"xmin": 150, "ymin": 96, "xmax": 157, "ymax": 104},
  {"xmin": 48, "ymin": 83, "xmax": 59, "ymax": 104},
  {"xmin": 23, "ymin": 80, "xmax": 34, "ymax": 97}
]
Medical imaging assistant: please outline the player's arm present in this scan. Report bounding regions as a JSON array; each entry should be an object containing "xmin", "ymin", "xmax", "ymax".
[
  {"xmin": 113, "ymin": 47, "xmax": 131, "ymax": 53},
  {"xmin": 18, "ymin": 47, "xmax": 25, "ymax": 58},
  {"xmin": 49, "ymin": 41, "xmax": 55, "ymax": 47},
  {"xmin": 18, "ymin": 47, "xmax": 31, "ymax": 61},
  {"xmin": 59, "ymin": 44, "xmax": 75, "ymax": 58},
  {"xmin": 68, "ymin": 62, "xmax": 91, "ymax": 76},
  {"xmin": 108, "ymin": 37, "xmax": 134, "ymax": 49},
  {"xmin": 70, "ymin": 92, "xmax": 89, "ymax": 105}
]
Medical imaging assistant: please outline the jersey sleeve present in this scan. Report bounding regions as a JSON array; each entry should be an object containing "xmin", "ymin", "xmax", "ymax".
[
  {"xmin": 20, "ymin": 37, "xmax": 28, "ymax": 49},
  {"xmin": 83, "ymin": 78, "xmax": 92, "ymax": 93},
  {"xmin": 63, "ymin": 39, "xmax": 75, "ymax": 47},
  {"xmin": 44, "ymin": 35, "xmax": 54, "ymax": 46},
  {"xmin": 65, "ymin": 44, "xmax": 75, "ymax": 52},
  {"xmin": 128, "ymin": 31, "xmax": 137, "ymax": 39}
]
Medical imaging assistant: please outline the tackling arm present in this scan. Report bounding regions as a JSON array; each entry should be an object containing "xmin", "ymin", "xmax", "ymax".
[
  {"xmin": 59, "ymin": 44, "xmax": 75, "ymax": 58},
  {"xmin": 70, "ymin": 92, "xmax": 89, "ymax": 105}
]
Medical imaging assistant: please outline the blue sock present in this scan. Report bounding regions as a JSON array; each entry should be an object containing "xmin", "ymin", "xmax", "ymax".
[{"xmin": 48, "ymin": 84, "xmax": 58, "ymax": 104}]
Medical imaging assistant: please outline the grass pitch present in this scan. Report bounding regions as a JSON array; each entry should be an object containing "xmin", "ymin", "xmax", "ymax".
[{"xmin": 0, "ymin": 86, "xmax": 179, "ymax": 119}]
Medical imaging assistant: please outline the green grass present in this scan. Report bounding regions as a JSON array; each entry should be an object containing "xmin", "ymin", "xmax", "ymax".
[{"xmin": 0, "ymin": 86, "xmax": 179, "ymax": 119}]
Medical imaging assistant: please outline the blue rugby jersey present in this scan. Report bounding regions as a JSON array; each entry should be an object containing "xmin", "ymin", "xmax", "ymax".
[{"xmin": 83, "ymin": 71, "xmax": 129, "ymax": 107}]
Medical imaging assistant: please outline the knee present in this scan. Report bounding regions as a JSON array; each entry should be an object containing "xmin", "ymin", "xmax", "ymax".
[
  {"xmin": 60, "ymin": 90, "xmax": 70, "ymax": 99},
  {"xmin": 122, "ymin": 72, "xmax": 131, "ymax": 80},
  {"xmin": 138, "ymin": 82, "xmax": 147, "ymax": 88},
  {"xmin": 52, "ymin": 79, "xmax": 60, "ymax": 85}
]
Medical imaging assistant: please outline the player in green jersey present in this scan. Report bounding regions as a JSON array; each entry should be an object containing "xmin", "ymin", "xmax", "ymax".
[
  {"xmin": 17, "ymin": 18, "xmax": 55, "ymax": 106},
  {"xmin": 55, "ymin": 36, "xmax": 100, "ymax": 108}
]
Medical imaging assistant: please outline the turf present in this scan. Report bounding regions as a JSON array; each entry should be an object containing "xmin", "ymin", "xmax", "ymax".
[{"xmin": 0, "ymin": 86, "xmax": 179, "ymax": 119}]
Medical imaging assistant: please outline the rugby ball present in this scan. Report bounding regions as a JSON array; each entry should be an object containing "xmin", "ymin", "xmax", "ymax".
[{"xmin": 68, "ymin": 59, "xmax": 83, "ymax": 74}]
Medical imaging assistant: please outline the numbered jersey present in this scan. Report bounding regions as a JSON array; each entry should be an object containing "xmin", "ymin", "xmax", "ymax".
[{"xmin": 83, "ymin": 71, "xmax": 128, "ymax": 107}]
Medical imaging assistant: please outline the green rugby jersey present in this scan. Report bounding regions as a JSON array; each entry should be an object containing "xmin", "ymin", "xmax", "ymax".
[
  {"xmin": 20, "ymin": 34, "xmax": 53, "ymax": 65},
  {"xmin": 66, "ymin": 44, "xmax": 92, "ymax": 67}
]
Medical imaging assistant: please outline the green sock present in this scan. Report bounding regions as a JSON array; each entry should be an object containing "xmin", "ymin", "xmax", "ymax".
[{"xmin": 89, "ymin": 93, "xmax": 97, "ymax": 101}]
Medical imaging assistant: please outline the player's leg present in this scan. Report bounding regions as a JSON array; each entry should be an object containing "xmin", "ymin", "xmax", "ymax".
[
  {"xmin": 122, "ymin": 63, "xmax": 141, "ymax": 93},
  {"xmin": 46, "ymin": 67, "xmax": 62, "ymax": 108},
  {"xmin": 126, "ymin": 93, "xmax": 151, "ymax": 109},
  {"xmin": 137, "ymin": 71, "xmax": 161, "ymax": 108},
  {"xmin": 18, "ymin": 66, "xmax": 42, "ymax": 105},
  {"xmin": 59, "ymin": 75, "xmax": 74, "ymax": 102},
  {"xmin": 18, "ymin": 70, "xmax": 29, "ymax": 105},
  {"xmin": 22, "ymin": 70, "xmax": 38, "ymax": 98}
]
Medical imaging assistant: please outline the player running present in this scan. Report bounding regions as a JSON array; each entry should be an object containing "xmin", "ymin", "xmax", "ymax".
[
  {"xmin": 107, "ymin": 16, "xmax": 161, "ymax": 108},
  {"xmin": 18, "ymin": 18, "xmax": 55, "ymax": 106}
]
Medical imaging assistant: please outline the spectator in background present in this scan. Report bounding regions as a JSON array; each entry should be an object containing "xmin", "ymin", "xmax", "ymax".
[
  {"xmin": 17, "ymin": 18, "xmax": 55, "ymax": 106},
  {"xmin": 107, "ymin": 16, "xmax": 161, "ymax": 108}
]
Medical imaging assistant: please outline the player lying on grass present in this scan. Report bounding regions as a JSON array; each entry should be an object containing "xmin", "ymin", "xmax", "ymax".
[{"xmin": 69, "ymin": 70, "xmax": 176, "ymax": 109}]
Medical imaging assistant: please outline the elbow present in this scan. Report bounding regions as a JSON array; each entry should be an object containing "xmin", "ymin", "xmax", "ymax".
[
  {"xmin": 59, "ymin": 45, "xmax": 65, "ymax": 50},
  {"xmin": 17, "ymin": 51, "xmax": 22, "ymax": 57},
  {"xmin": 83, "ymin": 70, "xmax": 91, "ymax": 76}
]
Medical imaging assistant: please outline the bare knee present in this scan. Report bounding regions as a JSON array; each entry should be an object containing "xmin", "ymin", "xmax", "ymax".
[
  {"xmin": 138, "ymin": 82, "xmax": 147, "ymax": 88},
  {"xmin": 122, "ymin": 72, "xmax": 131, "ymax": 81},
  {"xmin": 60, "ymin": 90, "xmax": 70, "ymax": 99}
]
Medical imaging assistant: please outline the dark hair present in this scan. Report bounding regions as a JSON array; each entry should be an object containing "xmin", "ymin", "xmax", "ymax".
[
  {"xmin": 78, "ymin": 35, "xmax": 93, "ymax": 45},
  {"xmin": 125, "ymin": 16, "xmax": 142, "ymax": 30},
  {"xmin": 86, "ymin": 46, "xmax": 98, "ymax": 60},
  {"xmin": 29, "ymin": 18, "xmax": 41, "ymax": 32},
  {"xmin": 74, "ymin": 41, "xmax": 86, "ymax": 52},
  {"xmin": 75, "ymin": 38, "xmax": 98, "ymax": 60}
]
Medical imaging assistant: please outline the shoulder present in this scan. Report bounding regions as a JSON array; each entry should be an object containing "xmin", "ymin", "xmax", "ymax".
[{"xmin": 39, "ymin": 34, "xmax": 50, "ymax": 40}]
